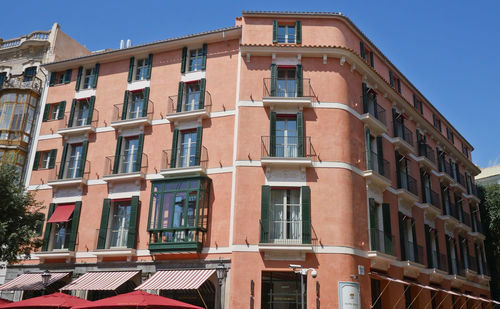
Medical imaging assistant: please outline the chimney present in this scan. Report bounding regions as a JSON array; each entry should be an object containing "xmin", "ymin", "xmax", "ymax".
[
  {"xmin": 120, "ymin": 40, "xmax": 124, "ymax": 49},
  {"xmin": 126, "ymin": 39, "xmax": 132, "ymax": 48}
]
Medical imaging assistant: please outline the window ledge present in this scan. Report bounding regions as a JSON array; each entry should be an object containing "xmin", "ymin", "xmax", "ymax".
[
  {"xmin": 463, "ymin": 193, "xmax": 480, "ymax": 203},
  {"xmin": 110, "ymin": 117, "xmax": 151, "ymax": 130},
  {"xmin": 35, "ymin": 250, "xmax": 74, "ymax": 263},
  {"xmin": 392, "ymin": 137, "xmax": 414, "ymax": 155},
  {"xmin": 449, "ymin": 181, "xmax": 466, "ymax": 193},
  {"xmin": 102, "ymin": 172, "xmax": 145, "ymax": 183},
  {"xmin": 455, "ymin": 222, "xmax": 472, "ymax": 233},
  {"xmin": 399, "ymin": 260, "xmax": 426, "ymax": 278},
  {"xmin": 165, "ymin": 109, "xmax": 209, "ymax": 123},
  {"xmin": 258, "ymin": 243, "xmax": 314, "ymax": 252},
  {"xmin": 437, "ymin": 214, "xmax": 459, "ymax": 228},
  {"xmin": 262, "ymin": 96, "xmax": 312, "ymax": 108},
  {"xmin": 394, "ymin": 188, "xmax": 418, "ymax": 205},
  {"xmin": 431, "ymin": 170, "xmax": 454, "ymax": 184},
  {"xmin": 93, "ymin": 248, "xmax": 136, "ymax": 261},
  {"xmin": 48, "ymin": 177, "xmax": 87, "ymax": 188},
  {"xmin": 360, "ymin": 113, "xmax": 387, "ymax": 136},
  {"xmin": 261, "ymin": 157, "xmax": 312, "ymax": 167},
  {"xmin": 57, "ymin": 125, "xmax": 95, "ymax": 137},
  {"xmin": 414, "ymin": 155, "xmax": 436, "ymax": 170},
  {"xmin": 421, "ymin": 268, "xmax": 448, "ymax": 283},
  {"xmin": 447, "ymin": 274, "xmax": 466, "ymax": 288},
  {"xmin": 363, "ymin": 170, "xmax": 391, "ymax": 191},
  {"xmin": 367, "ymin": 250, "xmax": 396, "ymax": 271},
  {"xmin": 159, "ymin": 166, "xmax": 206, "ymax": 177},
  {"xmin": 468, "ymin": 231, "xmax": 486, "ymax": 240},
  {"xmin": 418, "ymin": 202, "xmax": 441, "ymax": 219}
]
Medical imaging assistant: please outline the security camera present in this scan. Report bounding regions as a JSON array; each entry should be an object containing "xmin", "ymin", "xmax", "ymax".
[{"xmin": 310, "ymin": 269, "xmax": 318, "ymax": 278}]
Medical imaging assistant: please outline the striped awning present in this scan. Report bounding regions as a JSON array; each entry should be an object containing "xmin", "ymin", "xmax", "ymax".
[
  {"xmin": 0, "ymin": 272, "xmax": 70, "ymax": 291},
  {"xmin": 61, "ymin": 271, "xmax": 139, "ymax": 291},
  {"xmin": 136, "ymin": 269, "xmax": 215, "ymax": 290}
]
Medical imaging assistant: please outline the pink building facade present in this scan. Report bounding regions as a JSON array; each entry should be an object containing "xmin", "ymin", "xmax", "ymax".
[{"xmin": 2, "ymin": 11, "xmax": 493, "ymax": 308}]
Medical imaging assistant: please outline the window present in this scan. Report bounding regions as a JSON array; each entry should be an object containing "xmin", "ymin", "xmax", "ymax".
[
  {"xmin": 135, "ymin": 58, "xmax": 149, "ymax": 80},
  {"xmin": 23, "ymin": 66, "xmax": 37, "ymax": 82},
  {"xmin": 459, "ymin": 236, "xmax": 469, "ymax": 270},
  {"xmin": 75, "ymin": 64, "xmax": 99, "ymax": 90},
  {"xmin": 148, "ymin": 177, "xmax": 210, "ymax": 251},
  {"xmin": 413, "ymin": 94, "xmax": 423, "ymax": 114},
  {"xmin": 82, "ymin": 68, "xmax": 95, "ymax": 89},
  {"xmin": 425, "ymin": 225, "xmax": 440, "ymax": 269},
  {"xmin": 362, "ymin": 84, "xmax": 384, "ymax": 123},
  {"xmin": 261, "ymin": 186, "xmax": 310, "ymax": 244},
  {"xmin": 262, "ymin": 272, "xmax": 304, "ymax": 308},
  {"xmin": 399, "ymin": 213, "xmax": 419, "ymax": 263},
  {"xmin": 49, "ymin": 69, "xmax": 72, "ymax": 86},
  {"xmin": 420, "ymin": 168, "xmax": 433, "ymax": 205},
  {"xmin": 121, "ymin": 88, "xmax": 150, "ymax": 120},
  {"xmin": 59, "ymin": 141, "xmax": 88, "ymax": 179},
  {"xmin": 49, "ymin": 103, "xmax": 60, "ymax": 120},
  {"xmin": 180, "ymin": 45, "xmax": 206, "ymax": 73},
  {"xmin": 127, "ymin": 55, "xmax": 153, "ymax": 82},
  {"xmin": 170, "ymin": 127, "xmax": 203, "ymax": 169},
  {"xmin": 176, "ymin": 79, "xmax": 206, "ymax": 112},
  {"xmin": 365, "ymin": 129, "xmax": 387, "ymax": 177},
  {"xmin": 33, "ymin": 149, "xmax": 57, "ymax": 170},
  {"xmin": 268, "ymin": 111, "xmax": 304, "ymax": 158},
  {"xmin": 369, "ymin": 198, "xmax": 392, "ymax": 255},
  {"xmin": 269, "ymin": 64, "xmax": 303, "ymax": 98},
  {"xmin": 68, "ymin": 97, "xmax": 94, "ymax": 127},
  {"xmin": 395, "ymin": 151, "xmax": 416, "ymax": 195},
  {"xmin": 42, "ymin": 202, "xmax": 81, "ymax": 252},
  {"xmin": 441, "ymin": 185, "xmax": 451, "ymax": 216},
  {"xmin": 446, "ymin": 236, "xmax": 458, "ymax": 275},
  {"xmin": 0, "ymin": 72, "xmax": 6, "ymax": 89},
  {"xmin": 97, "ymin": 197, "xmax": 139, "ymax": 249},
  {"xmin": 272, "ymin": 20, "xmax": 301, "ymax": 44},
  {"xmin": 113, "ymin": 135, "xmax": 144, "ymax": 174},
  {"xmin": 360, "ymin": 41, "xmax": 374, "ymax": 67}
]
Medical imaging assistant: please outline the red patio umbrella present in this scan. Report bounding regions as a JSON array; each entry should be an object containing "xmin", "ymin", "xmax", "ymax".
[
  {"xmin": 0, "ymin": 292, "xmax": 91, "ymax": 308},
  {"xmin": 0, "ymin": 299, "xmax": 11, "ymax": 305},
  {"xmin": 72, "ymin": 290, "xmax": 203, "ymax": 309}
]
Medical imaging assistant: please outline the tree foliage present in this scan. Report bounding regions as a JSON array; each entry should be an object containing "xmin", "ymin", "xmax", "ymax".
[{"xmin": 0, "ymin": 163, "xmax": 44, "ymax": 263}]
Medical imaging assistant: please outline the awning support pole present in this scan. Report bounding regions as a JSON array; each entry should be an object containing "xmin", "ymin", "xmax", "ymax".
[
  {"xmin": 197, "ymin": 288, "xmax": 208, "ymax": 309},
  {"xmin": 371, "ymin": 278, "xmax": 392, "ymax": 308},
  {"xmin": 436, "ymin": 292, "xmax": 450, "ymax": 309},
  {"xmin": 392, "ymin": 284, "xmax": 410, "ymax": 309},
  {"xmin": 407, "ymin": 286, "xmax": 424, "ymax": 309},
  {"xmin": 423, "ymin": 289, "xmax": 438, "ymax": 309},
  {"xmin": 457, "ymin": 296, "xmax": 466, "ymax": 309}
]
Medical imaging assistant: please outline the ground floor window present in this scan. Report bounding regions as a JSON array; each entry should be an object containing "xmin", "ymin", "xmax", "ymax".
[{"xmin": 262, "ymin": 271, "xmax": 305, "ymax": 309}]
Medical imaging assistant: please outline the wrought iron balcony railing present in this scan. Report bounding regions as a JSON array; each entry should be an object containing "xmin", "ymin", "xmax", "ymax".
[
  {"xmin": 403, "ymin": 241, "xmax": 424, "ymax": 264},
  {"xmin": 167, "ymin": 91, "xmax": 212, "ymax": 115},
  {"xmin": 161, "ymin": 147, "xmax": 208, "ymax": 170},
  {"xmin": 0, "ymin": 75, "xmax": 42, "ymax": 93},
  {"xmin": 361, "ymin": 95, "xmax": 387, "ymax": 126},
  {"xmin": 369, "ymin": 228, "xmax": 394, "ymax": 255},
  {"xmin": 60, "ymin": 109, "xmax": 99, "ymax": 129},
  {"xmin": 394, "ymin": 124, "xmax": 414, "ymax": 146},
  {"xmin": 112, "ymin": 100, "xmax": 154, "ymax": 122},
  {"xmin": 366, "ymin": 151, "xmax": 391, "ymax": 178},
  {"xmin": 261, "ymin": 136, "xmax": 314, "ymax": 159},
  {"xmin": 398, "ymin": 172, "xmax": 418, "ymax": 196},
  {"xmin": 49, "ymin": 160, "xmax": 90, "ymax": 181},
  {"xmin": 104, "ymin": 153, "xmax": 148, "ymax": 175},
  {"xmin": 263, "ymin": 78, "xmax": 315, "ymax": 98},
  {"xmin": 418, "ymin": 143, "xmax": 435, "ymax": 164},
  {"xmin": 259, "ymin": 219, "xmax": 312, "ymax": 245},
  {"xmin": 423, "ymin": 188, "xmax": 441, "ymax": 209}
]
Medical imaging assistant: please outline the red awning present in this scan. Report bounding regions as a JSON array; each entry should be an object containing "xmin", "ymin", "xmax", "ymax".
[
  {"xmin": 60, "ymin": 271, "xmax": 139, "ymax": 291},
  {"xmin": 0, "ymin": 272, "xmax": 70, "ymax": 291},
  {"xmin": 48, "ymin": 204, "xmax": 75, "ymax": 223},
  {"xmin": 136, "ymin": 269, "xmax": 215, "ymax": 290}
]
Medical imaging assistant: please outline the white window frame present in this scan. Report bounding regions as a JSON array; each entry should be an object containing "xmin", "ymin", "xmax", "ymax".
[
  {"xmin": 135, "ymin": 58, "xmax": 149, "ymax": 81},
  {"xmin": 82, "ymin": 67, "xmax": 95, "ymax": 90},
  {"xmin": 277, "ymin": 25, "xmax": 296, "ymax": 44},
  {"xmin": 120, "ymin": 136, "xmax": 139, "ymax": 174},
  {"xmin": 107, "ymin": 200, "xmax": 131, "ymax": 249},
  {"xmin": 269, "ymin": 188, "xmax": 302, "ymax": 243},
  {"xmin": 188, "ymin": 48, "xmax": 203, "ymax": 72}
]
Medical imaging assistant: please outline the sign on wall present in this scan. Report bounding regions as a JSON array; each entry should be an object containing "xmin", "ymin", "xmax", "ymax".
[{"xmin": 338, "ymin": 282, "xmax": 360, "ymax": 309}]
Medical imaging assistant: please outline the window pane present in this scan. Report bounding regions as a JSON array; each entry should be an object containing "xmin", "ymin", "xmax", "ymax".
[
  {"xmin": 128, "ymin": 92, "xmax": 145, "ymax": 119},
  {"xmin": 109, "ymin": 201, "xmax": 131, "ymax": 248}
]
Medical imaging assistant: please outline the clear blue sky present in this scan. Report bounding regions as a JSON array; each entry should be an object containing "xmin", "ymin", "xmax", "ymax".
[{"xmin": 2, "ymin": 0, "xmax": 499, "ymax": 168}]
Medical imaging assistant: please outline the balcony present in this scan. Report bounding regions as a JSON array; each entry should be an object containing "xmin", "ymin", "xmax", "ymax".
[
  {"xmin": 421, "ymin": 189, "xmax": 441, "ymax": 216},
  {"xmin": 92, "ymin": 228, "xmax": 136, "ymax": 262},
  {"xmin": 261, "ymin": 136, "xmax": 314, "ymax": 168},
  {"xmin": 258, "ymin": 219, "xmax": 314, "ymax": 257},
  {"xmin": 0, "ymin": 130, "xmax": 31, "ymax": 147},
  {"xmin": 393, "ymin": 125, "xmax": 414, "ymax": 154},
  {"xmin": 57, "ymin": 110, "xmax": 98, "ymax": 137},
  {"xmin": 47, "ymin": 160, "xmax": 90, "ymax": 189},
  {"xmin": 416, "ymin": 143, "xmax": 436, "ymax": 170},
  {"xmin": 165, "ymin": 91, "xmax": 212, "ymax": 123},
  {"xmin": 456, "ymin": 212, "xmax": 472, "ymax": 232},
  {"xmin": 465, "ymin": 255, "xmax": 478, "ymax": 280},
  {"xmin": 441, "ymin": 202, "xmax": 460, "ymax": 228},
  {"xmin": 0, "ymin": 30, "xmax": 50, "ymax": 50},
  {"xmin": 363, "ymin": 151, "xmax": 391, "ymax": 190},
  {"xmin": 433, "ymin": 159, "xmax": 454, "ymax": 183},
  {"xmin": 423, "ymin": 251, "xmax": 448, "ymax": 283},
  {"xmin": 262, "ymin": 78, "xmax": 315, "ymax": 108},
  {"xmin": 464, "ymin": 183, "xmax": 480, "ymax": 203},
  {"xmin": 450, "ymin": 173, "xmax": 466, "ymax": 192},
  {"xmin": 368, "ymin": 229, "xmax": 396, "ymax": 271},
  {"xmin": 148, "ymin": 227, "xmax": 205, "ymax": 253},
  {"xmin": 401, "ymin": 242, "xmax": 425, "ymax": 278},
  {"xmin": 110, "ymin": 100, "xmax": 153, "ymax": 131},
  {"xmin": 469, "ymin": 217, "xmax": 485, "ymax": 239},
  {"xmin": 102, "ymin": 153, "xmax": 148, "ymax": 183},
  {"xmin": 360, "ymin": 96, "xmax": 387, "ymax": 136},
  {"xmin": 159, "ymin": 147, "xmax": 208, "ymax": 177},
  {"xmin": 395, "ymin": 173, "xmax": 418, "ymax": 204},
  {"xmin": 0, "ymin": 74, "xmax": 42, "ymax": 94}
]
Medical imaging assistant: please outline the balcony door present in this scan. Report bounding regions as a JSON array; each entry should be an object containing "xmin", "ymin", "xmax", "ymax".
[
  {"xmin": 74, "ymin": 100, "xmax": 90, "ymax": 127},
  {"xmin": 270, "ymin": 189, "xmax": 301, "ymax": 243},
  {"xmin": 276, "ymin": 67, "xmax": 296, "ymax": 97},
  {"xmin": 183, "ymin": 82, "xmax": 201, "ymax": 111},
  {"xmin": 275, "ymin": 117, "xmax": 297, "ymax": 158},
  {"xmin": 179, "ymin": 131, "xmax": 197, "ymax": 168},
  {"xmin": 65, "ymin": 143, "xmax": 83, "ymax": 179},
  {"xmin": 120, "ymin": 137, "xmax": 139, "ymax": 174},
  {"xmin": 127, "ymin": 91, "xmax": 145, "ymax": 119},
  {"xmin": 109, "ymin": 200, "xmax": 131, "ymax": 248}
]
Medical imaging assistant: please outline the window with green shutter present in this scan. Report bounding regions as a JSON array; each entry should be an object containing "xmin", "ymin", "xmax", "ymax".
[
  {"xmin": 181, "ymin": 47, "xmax": 188, "ymax": 73},
  {"xmin": 68, "ymin": 201, "xmax": 82, "ymax": 251},
  {"xmin": 41, "ymin": 203, "xmax": 55, "ymax": 251},
  {"xmin": 75, "ymin": 66, "xmax": 83, "ymax": 90},
  {"xmin": 97, "ymin": 197, "xmax": 140, "ymax": 249},
  {"xmin": 113, "ymin": 134, "xmax": 143, "ymax": 174}
]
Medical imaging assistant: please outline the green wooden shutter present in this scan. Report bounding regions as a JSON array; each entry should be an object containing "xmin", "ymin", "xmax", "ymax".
[
  {"xmin": 32, "ymin": 151, "xmax": 41, "ymax": 170},
  {"xmin": 75, "ymin": 66, "xmax": 83, "ymax": 90},
  {"xmin": 201, "ymin": 44, "xmax": 207, "ymax": 70},
  {"xmin": 399, "ymin": 212, "xmax": 406, "ymax": 260},
  {"xmin": 122, "ymin": 90, "xmax": 129, "ymax": 120},
  {"xmin": 68, "ymin": 201, "xmax": 82, "ymax": 251},
  {"xmin": 58, "ymin": 143, "xmax": 69, "ymax": 179},
  {"xmin": 170, "ymin": 129, "xmax": 179, "ymax": 168},
  {"xmin": 369, "ymin": 51, "xmax": 374, "ymax": 67},
  {"xmin": 270, "ymin": 112, "xmax": 276, "ymax": 157},
  {"xmin": 199, "ymin": 79, "xmax": 206, "ymax": 109},
  {"xmin": 270, "ymin": 64, "xmax": 277, "ymax": 96},
  {"xmin": 365, "ymin": 128, "xmax": 372, "ymax": 170},
  {"xmin": 146, "ymin": 54, "xmax": 153, "ymax": 79},
  {"xmin": 58, "ymin": 101, "xmax": 66, "ymax": 120},
  {"xmin": 295, "ymin": 21, "xmax": 302, "ymax": 44},
  {"xmin": 413, "ymin": 94, "xmax": 418, "ymax": 109},
  {"xmin": 369, "ymin": 198, "xmax": 377, "ymax": 249},
  {"xmin": 425, "ymin": 225, "xmax": 432, "ymax": 267},
  {"xmin": 42, "ymin": 203, "xmax": 56, "ymax": 251},
  {"xmin": 48, "ymin": 149, "xmax": 57, "ymax": 169},
  {"xmin": 194, "ymin": 126, "xmax": 203, "ymax": 166},
  {"xmin": 113, "ymin": 136, "xmax": 123, "ymax": 174},
  {"xmin": 454, "ymin": 239, "xmax": 461, "ymax": 272},
  {"xmin": 360, "ymin": 41, "xmax": 366, "ymax": 59},
  {"xmin": 376, "ymin": 137, "xmax": 384, "ymax": 176},
  {"xmin": 296, "ymin": 64, "xmax": 303, "ymax": 97},
  {"xmin": 176, "ymin": 82, "xmax": 184, "ymax": 112},
  {"xmin": 181, "ymin": 47, "xmax": 187, "ymax": 73},
  {"xmin": 301, "ymin": 186, "xmax": 311, "ymax": 244},
  {"xmin": 297, "ymin": 111, "xmax": 304, "ymax": 157},
  {"xmin": 435, "ymin": 232, "xmax": 441, "ymax": 269},
  {"xmin": 128, "ymin": 57, "xmax": 135, "ymax": 82},
  {"xmin": 142, "ymin": 87, "xmax": 150, "ymax": 118},
  {"xmin": 92, "ymin": 63, "xmax": 100, "ymax": 88},
  {"xmin": 272, "ymin": 20, "xmax": 278, "ymax": 43},
  {"xmin": 446, "ymin": 237, "xmax": 452, "ymax": 273},
  {"xmin": 87, "ymin": 96, "xmax": 95, "ymax": 125},
  {"xmin": 78, "ymin": 140, "xmax": 88, "ymax": 178},
  {"xmin": 397, "ymin": 79, "xmax": 401, "ymax": 93},
  {"xmin": 412, "ymin": 219, "xmax": 418, "ymax": 263},
  {"xmin": 127, "ymin": 196, "xmax": 140, "ymax": 248},
  {"xmin": 395, "ymin": 151, "xmax": 401, "ymax": 188},
  {"xmin": 68, "ymin": 99, "xmax": 77, "ymax": 128},
  {"xmin": 362, "ymin": 83, "xmax": 368, "ymax": 113},
  {"xmin": 42, "ymin": 104, "xmax": 50, "ymax": 122},
  {"xmin": 389, "ymin": 70, "xmax": 394, "ymax": 87},
  {"xmin": 419, "ymin": 100, "xmax": 423, "ymax": 114},
  {"xmin": 97, "ymin": 199, "xmax": 111, "ymax": 249},
  {"xmin": 382, "ymin": 203, "xmax": 392, "ymax": 255},
  {"xmin": 49, "ymin": 72, "xmax": 56, "ymax": 86},
  {"xmin": 64, "ymin": 69, "xmax": 72, "ymax": 84},
  {"xmin": 420, "ymin": 168, "xmax": 426, "ymax": 203},
  {"xmin": 261, "ymin": 185, "xmax": 271, "ymax": 242},
  {"xmin": 135, "ymin": 133, "xmax": 144, "ymax": 172}
]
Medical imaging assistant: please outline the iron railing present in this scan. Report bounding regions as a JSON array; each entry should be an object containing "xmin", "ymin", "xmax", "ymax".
[
  {"xmin": 261, "ymin": 136, "xmax": 314, "ymax": 159},
  {"xmin": 263, "ymin": 78, "xmax": 315, "ymax": 98},
  {"xmin": 429, "ymin": 249, "xmax": 440, "ymax": 269},
  {"xmin": 61, "ymin": 109, "xmax": 99, "ymax": 129},
  {"xmin": 94, "ymin": 228, "xmax": 130, "ymax": 250},
  {"xmin": 439, "ymin": 254, "xmax": 448, "ymax": 272},
  {"xmin": 403, "ymin": 241, "xmax": 424, "ymax": 264},
  {"xmin": 149, "ymin": 226, "xmax": 205, "ymax": 246},
  {"xmin": 112, "ymin": 99, "xmax": 154, "ymax": 122},
  {"xmin": 394, "ymin": 124, "xmax": 414, "ymax": 146},
  {"xmin": 369, "ymin": 228, "xmax": 394, "ymax": 255},
  {"xmin": 167, "ymin": 91, "xmax": 212, "ymax": 115},
  {"xmin": 259, "ymin": 219, "xmax": 312, "ymax": 245},
  {"xmin": 1, "ymin": 75, "xmax": 42, "ymax": 93},
  {"xmin": 49, "ymin": 160, "xmax": 90, "ymax": 181},
  {"xmin": 366, "ymin": 151, "xmax": 391, "ymax": 178},
  {"xmin": 398, "ymin": 172, "xmax": 418, "ymax": 196},
  {"xmin": 104, "ymin": 153, "xmax": 148, "ymax": 175},
  {"xmin": 468, "ymin": 255, "xmax": 478, "ymax": 272},
  {"xmin": 361, "ymin": 95, "xmax": 387, "ymax": 126},
  {"xmin": 438, "ymin": 157, "xmax": 452, "ymax": 176},
  {"xmin": 418, "ymin": 143, "xmax": 435, "ymax": 164},
  {"xmin": 161, "ymin": 146, "xmax": 208, "ymax": 170},
  {"xmin": 462, "ymin": 212, "xmax": 471, "ymax": 227},
  {"xmin": 456, "ymin": 173, "xmax": 466, "ymax": 188},
  {"xmin": 423, "ymin": 188, "xmax": 441, "ymax": 209}
]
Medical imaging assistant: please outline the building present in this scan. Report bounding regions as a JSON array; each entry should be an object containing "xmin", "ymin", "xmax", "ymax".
[
  {"xmin": 0, "ymin": 23, "xmax": 89, "ymax": 183},
  {"xmin": 2, "ymin": 11, "xmax": 495, "ymax": 308},
  {"xmin": 476, "ymin": 164, "xmax": 500, "ymax": 186}
]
